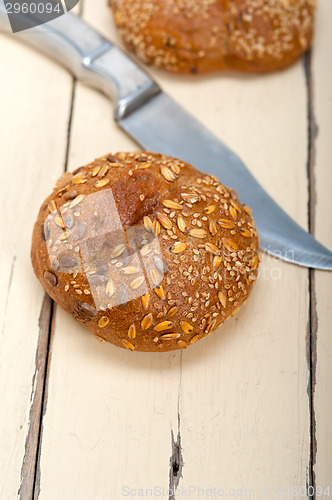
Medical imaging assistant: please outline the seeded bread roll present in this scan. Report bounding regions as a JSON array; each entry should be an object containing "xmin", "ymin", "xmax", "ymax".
[
  {"xmin": 31, "ymin": 152, "xmax": 260, "ymax": 352},
  {"xmin": 109, "ymin": 0, "xmax": 316, "ymax": 74}
]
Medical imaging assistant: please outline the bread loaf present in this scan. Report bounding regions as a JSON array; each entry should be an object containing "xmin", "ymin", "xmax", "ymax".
[
  {"xmin": 31, "ymin": 152, "xmax": 260, "ymax": 352},
  {"xmin": 109, "ymin": 0, "xmax": 316, "ymax": 74}
]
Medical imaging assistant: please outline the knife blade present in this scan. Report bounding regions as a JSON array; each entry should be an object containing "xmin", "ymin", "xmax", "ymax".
[{"xmin": 0, "ymin": 3, "xmax": 331, "ymax": 270}]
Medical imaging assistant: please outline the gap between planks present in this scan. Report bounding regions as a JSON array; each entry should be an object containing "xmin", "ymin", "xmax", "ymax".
[
  {"xmin": 304, "ymin": 49, "xmax": 318, "ymax": 500},
  {"xmin": 18, "ymin": 295, "xmax": 54, "ymax": 500},
  {"xmin": 169, "ymin": 352, "xmax": 184, "ymax": 500}
]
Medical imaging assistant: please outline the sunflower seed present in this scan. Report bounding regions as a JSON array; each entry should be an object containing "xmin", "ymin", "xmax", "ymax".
[
  {"xmin": 229, "ymin": 206, "xmax": 237, "ymax": 219},
  {"xmin": 149, "ymin": 269, "xmax": 159, "ymax": 285},
  {"xmin": 44, "ymin": 270, "xmax": 57, "ymax": 287},
  {"xmin": 180, "ymin": 321, "xmax": 194, "ymax": 334},
  {"xmin": 54, "ymin": 216, "xmax": 65, "ymax": 228},
  {"xmin": 189, "ymin": 228, "xmax": 207, "ymax": 239},
  {"xmin": 177, "ymin": 340, "xmax": 188, "ymax": 348},
  {"xmin": 161, "ymin": 166, "xmax": 176, "ymax": 181},
  {"xmin": 95, "ymin": 178, "xmax": 110, "ymax": 188},
  {"xmin": 160, "ymin": 333, "xmax": 181, "ymax": 339},
  {"xmin": 240, "ymin": 228, "xmax": 251, "ymax": 237},
  {"xmin": 189, "ymin": 334, "xmax": 200, "ymax": 344},
  {"xmin": 48, "ymin": 200, "xmax": 57, "ymax": 212},
  {"xmin": 209, "ymin": 221, "xmax": 217, "ymax": 236},
  {"xmin": 137, "ymin": 162, "xmax": 151, "ymax": 169},
  {"xmin": 203, "ymin": 205, "xmax": 216, "ymax": 214},
  {"xmin": 122, "ymin": 339, "xmax": 135, "ymax": 350},
  {"xmin": 94, "ymin": 335, "xmax": 106, "ymax": 344},
  {"xmin": 141, "ymin": 313, "xmax": 153, "ymax": 330},
  {"xmin": 98, "ymin": 316, "xmax": 109, "ymax": 328},
  {"xmin": 230, "ymin": 198, "xmax": 240, "ymax": 211},
  {"xmin": 106, "ymin": 279, "xmax": 115, "ymax": 297},
  {"xmin": 167, "ymin": 306, "xmax": 178, "ymax": 317},
  {"xmin": 142, "ymin": 293, "xmax": 150, "ymax": 310},
  {"xmin": 69, "ymin": 194, "xmax": 85, "ymax": 208},
  {"xmin": 171, "ymin": 242, "xmax": 187, "ymax": 254},
  {"xmin": 120, "ymin": 266, "xmax": 139, "ymax": 275},
  {"xmin": 72, "ymin": 175, "xmax": 87, "ymax": 185},
  {"xmin": 170, "ymin": 163, "xmax": 181, "ymax": 174},
  {"xmin": 111, "ymin": 244, "xmax": 126, "ymax": 258},
  {"xmin": 63, "ymin": 190, "xmax": 78, "ymax": 201},
  {"xmin": 63, "ymin": 214, "xmax": 74, "ymax": 229},
  {"xmin": 154, "ymin": 285, "xmax": 166, "ymax": 299},
  {"xmin": 223, "ymin": 239, "xmax": 238, "ymax": 252},
  {"xmin": 153, "ymin": 256, "xmax": 168, "ymax": 274},
  {"xmin": 157, "ymin": 212, "xmax": 172, "ymax": 229},
  {"xmin": 181, "ymin": 193, "xmax": 199, "ymax": 204},
  {"xmin": 218, "ymin": 219, "xmax": 234, "ymax": 229},
  {"xmin": 204, "ymin": 319, "xmax": 216, "ymax": 334},
  {"xmin": 130, "ymin": 276, "xmax": 145, "ymax": 290},
  {"xmin": 59, "ymin": 255, "xmax": 78, "ymax": 268},
  {"xmin": 96, "ymin": 260, "xmax": 108, "ymax": 274},
  {"xmin": 252, "ymin": 256, "xmax": 259, "ymax": 270},
  {"xmin": 162, "ymin": 200, "xmax": 181, "ymax": 209},
  {"xmin": 76, "ymin": 302, "xmax": 97, "ymax": 319},
  {"xmin": 98, "ymin": 165, "xmax": 109, "ymax": 177},
  {"xmin": 117, "ymin": 284, "xmax": 128, "ymax": 305},
  {"xmin": 213, "ymin": 255, "xmax": 222, "ymax": 269},
  {"xmin": 218, "ymin": 291, "xmax": 227, "ymax": 308},
  {"xmin": 91, "ymin": 165, "xmax": 101, "ymax": 177},
  {"xmin": 56, "ymin": 185, "xmax": 69, "ymax": 197},
  {"xmin": 204, "ymin": 242, "xmax": 220, "ymax": 255},
  {"xmin": 128, "ymin": 324, "xmax": 136, "ymax": 339},
  {"xmin": 143, "ymin": 216, "xmax": 153, "ymax": 232},
  {"xmin": 88, "ymin": 274, "xmax": 108, "ymax": 286},
  {"xmin": 177, "ymin": 215, "xmax": 187, "ymax": 233},
  {"xmin": 107, "ymin": 154, "xmax": 119, "ymax": 163},
  {"xmin": 59, "ymin": 231, "xmax": 71, "ymax": 241},
  {"xmin": 141, "ymin": 243, "xmax": 152, "ymax": 256},
  {"xmin": 152, "ymin": 220, "xmax": 161, "ymax": 236},
  {"xmin": 155, "ymin": 321, "xmax": 173, "ymax": 331},
  {"xmin": 72, "ymin": 221, "xmax": 88, "ymax": 242}
]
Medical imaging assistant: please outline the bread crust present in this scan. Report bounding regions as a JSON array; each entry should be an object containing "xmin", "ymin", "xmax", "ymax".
[
  {"xmin": 109, "ymin": 0, "xmax": 316, "ymax": 74},
  {"xmin": 31, "ymin": 152, "xmax": 260, "ymax": 352}
]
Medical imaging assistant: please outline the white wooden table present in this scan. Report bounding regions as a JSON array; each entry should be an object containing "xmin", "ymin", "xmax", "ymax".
[{"xmin": 1, "ymin": 1, "xmax": 331, "ymax": 499}]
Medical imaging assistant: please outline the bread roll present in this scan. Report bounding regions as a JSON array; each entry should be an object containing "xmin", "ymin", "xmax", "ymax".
[
  {"xmin": 31, "ymin": 152, "xmax": 260, "ymax": 352},
  {"xmin": 109, "ymin": 0, "xmax": 316, "ymax": 74}
]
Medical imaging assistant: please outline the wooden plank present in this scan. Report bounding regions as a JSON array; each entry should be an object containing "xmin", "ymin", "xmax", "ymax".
[
  {"xmin": 310, "ymin": 0, "xmax": 332, "ymax": 493},
  {"xmin": 0, "ymin": 34, "xmax": 73, "ymax": 498},
  {"xmin": 178, "ymin": 64, "xmax": 311, "ymax": 494},
  {"xmin": 36, "ymin": 3, "xmax": 180, "ymax": 499}
]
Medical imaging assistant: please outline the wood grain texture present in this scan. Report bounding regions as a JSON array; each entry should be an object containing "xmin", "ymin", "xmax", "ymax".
[
  {"xmin": 0, "ymin": 35, "xmax": 73, "ymax": 498},
  {"xmin": 176, "ymin": 63, "xmax": 311, "ymax": 493},
  {"xmin": 311, "ymin": 0, "xmax": 332, "ymax": 492}
]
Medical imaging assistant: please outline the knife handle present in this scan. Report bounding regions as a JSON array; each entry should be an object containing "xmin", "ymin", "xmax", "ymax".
[{"xmin": 0, "ymin": 1, "xmax": 160, "ymax": 119}]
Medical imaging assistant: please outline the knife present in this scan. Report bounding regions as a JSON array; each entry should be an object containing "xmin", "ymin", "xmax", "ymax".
[{"xmin": 1, "ymin": 4, "xmax": 331, "ymax": 271}]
